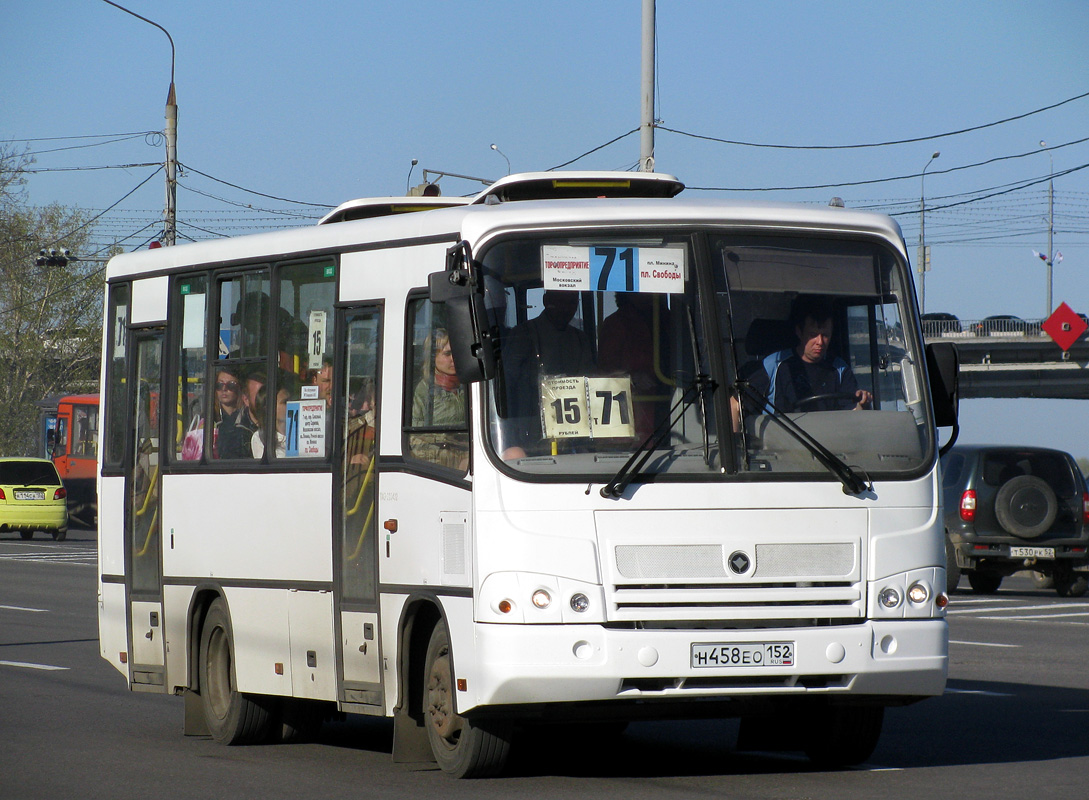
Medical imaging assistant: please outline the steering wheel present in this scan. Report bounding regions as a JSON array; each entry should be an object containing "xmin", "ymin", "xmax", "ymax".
[{"xmin": 793, "ymin": 391, "xmax": 859, "ymax": 411}]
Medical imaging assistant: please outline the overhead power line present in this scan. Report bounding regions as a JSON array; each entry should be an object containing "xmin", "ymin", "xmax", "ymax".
[
  {"xmin": 179, "ymin": 163, "xmax": 334, "ymax": 208},
  {"xmin": 657, "ymin": 88, "xmax": 1089, "ymax": 151}
]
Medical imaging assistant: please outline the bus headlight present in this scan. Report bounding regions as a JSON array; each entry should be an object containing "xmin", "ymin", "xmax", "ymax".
[
  {"xmin": 570, "ymin": 593, "xmax": 590, "ymax": 613},
  {"xmin": 907, "ymin": 582, "xmax": 930, "ymax": 606},
  {"xmin": 531, "ymin": 589, "xmax": 552, "ymax": 609},
  {"xmin": 879, "ymin": 587, "xmax": 902, "ymax": 609}
]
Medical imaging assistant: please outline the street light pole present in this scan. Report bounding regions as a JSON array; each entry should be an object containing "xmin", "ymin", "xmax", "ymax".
[
  {"xmin": 918, "ymin": 151, "xmax": 940, "ymax": 315},
  {"xmin": 1040, "ymin": 140, "xmax": 1054, "ymax": 315},
  {"xmin": 101, "ymin": 1, "xmax": 177, "ymax": 246}
]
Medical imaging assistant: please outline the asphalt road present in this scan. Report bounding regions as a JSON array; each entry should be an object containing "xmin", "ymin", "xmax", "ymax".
[{"xmin": 3, "ymin": 527, "xmax": 1088, "ymax": 799}]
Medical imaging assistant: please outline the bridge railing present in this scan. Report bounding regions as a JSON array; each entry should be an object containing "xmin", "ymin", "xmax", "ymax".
[{"xmin": 921, "ymin": 317, "xmax": 1080, "ymax": 340}]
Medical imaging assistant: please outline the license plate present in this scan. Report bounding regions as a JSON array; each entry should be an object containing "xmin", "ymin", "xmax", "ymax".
[
  {"xmin": 13, "ymin": 490, "xmax": 45, "ymax": 501},
  {"xmin": 1010, "ymin": 546, "xmax": 1055, "ymax": 558},
  {"xmin": 691, "ymin": 642, "xmax": 794, "ymax": 668}
]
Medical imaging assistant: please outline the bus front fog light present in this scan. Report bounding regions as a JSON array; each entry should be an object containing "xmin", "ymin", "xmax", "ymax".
[
  {"xmin": 497, "ymin": 599, "xmax": 513, "ymax": 614},
  {"xmin": 531, "ymin": 589, "xmax": 552, "ymax": 609},
  {"xmin": 907, "ymin": 582, "xmax": 930, "ymax": 605},
  {"xmin": 570, "ymin": 593, "xmax": 590, "ymax": 613},
  {"xmin": 879, "ymin": 587, "xmax": 902, "ymax": 609}
]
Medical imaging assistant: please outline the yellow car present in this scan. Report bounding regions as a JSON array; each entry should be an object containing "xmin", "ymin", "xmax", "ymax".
[{"xmin": 0, "ymin": 457, "xmax": 69, "ymax": 541}]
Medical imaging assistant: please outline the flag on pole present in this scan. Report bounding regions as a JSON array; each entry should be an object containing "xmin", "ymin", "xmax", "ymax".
[
  {"xmin": 1054, "ymin": 252, "xmax": 1063, "ymax": 265},
  {"xmin": 1032, "ymin": 249, "xmax": 1048, "ymax": 262}
]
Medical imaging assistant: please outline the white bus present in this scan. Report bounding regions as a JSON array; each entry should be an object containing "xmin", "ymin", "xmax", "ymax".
[{"xmin": 98, "ymin": 172, "xmax": 960, "ymax": 777}]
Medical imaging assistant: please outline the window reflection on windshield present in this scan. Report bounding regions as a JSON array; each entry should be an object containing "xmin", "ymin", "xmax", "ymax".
[{"xmin": 481, "ymin": 233, "xmax": 929, "ymax": 481}]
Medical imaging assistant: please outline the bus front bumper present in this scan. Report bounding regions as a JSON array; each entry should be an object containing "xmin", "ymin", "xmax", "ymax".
[{"xmin": 458, "ymin": 618, "xmax": 947, "ymax": 715}]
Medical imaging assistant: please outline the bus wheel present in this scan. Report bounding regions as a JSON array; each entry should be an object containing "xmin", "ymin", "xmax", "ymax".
[
  {"xmin": 198, "ymin": 598, "xmax": 275, "ymax": 745},
  {"xmin": 424, "ymin": 624, "xmax": 511, "ymax": 778},
  {"xmin": 802, "ymin": 704, "xmax": 883, "ymax": 768}
]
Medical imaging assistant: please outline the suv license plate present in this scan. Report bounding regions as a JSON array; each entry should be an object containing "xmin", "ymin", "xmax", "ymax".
[
  {"xmin": 14, "ymin": 490, "xmax": 45, "ymax": 501},
  {"xmin": 1010, "ymin": 546, "xmax": 1055, "ymax": 558},
  {"xmin": 691, "ymin": 642, "xmax": 794, "ymax": 668}
]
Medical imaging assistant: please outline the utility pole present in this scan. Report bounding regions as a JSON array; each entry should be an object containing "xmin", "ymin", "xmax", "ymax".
[
  {"xmin": 101, "ymin": 1, "xmax": 177, "ymax": 245},
  {"xmin": 918, "ymin": 152, "xmax": 940, "ymax": 315},
  {"xmin": 1038, "ymin": 141, "xmax": 1055, "ymax": 315},
  {"xmin": 639, "ymin": 0, "xmax": 655, "ymax": 172}
]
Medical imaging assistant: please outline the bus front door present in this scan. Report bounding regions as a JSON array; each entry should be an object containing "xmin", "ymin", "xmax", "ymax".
[
  {"xmin": 127, "ymin": 332, "xmax": 166, "ymax": 689},
  {"xmin": 336, "ymin": 309, "xmax": 384, "ymax": 709}
]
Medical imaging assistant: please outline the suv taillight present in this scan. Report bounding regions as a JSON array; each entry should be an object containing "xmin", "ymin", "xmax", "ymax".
[
  {"xmin": 1083, "ymin": 491, "xmax": 1089, "ymax": 525},
  {"xmin": 960, "ymin": 489, "xmax": 977, "ymax": 522}
]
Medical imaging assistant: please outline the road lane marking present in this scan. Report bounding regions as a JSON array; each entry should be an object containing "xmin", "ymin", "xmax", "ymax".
[
  {"xmin": 977, "ymin": 612, "xmax": 1089, "ymax": 621},
  {"xmin": 948, "ymin": 602, "xmax": 1088, "ymax": 615},
  {"xmin": 0, "ymin": 660, "xmax": 68, "ymax": 671},
  {"xmin": 949, "ymin": 640, "xmax": 1019, "ymax": 647},
  {"xmin": 0, "ymin": 604, "xmax": 48, "ymax": 613},
  {"xmin": 944, "ymin": 687, "xmax": 1013, "ymax": 697}
]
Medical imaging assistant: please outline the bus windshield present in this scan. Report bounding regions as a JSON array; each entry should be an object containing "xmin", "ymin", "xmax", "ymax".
[{"xmin": 482, "ymin": 231, "xmax": 929, "ymax": 481}]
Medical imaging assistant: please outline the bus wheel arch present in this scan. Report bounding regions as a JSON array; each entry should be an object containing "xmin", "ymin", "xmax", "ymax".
[
  {"xmin": 391, "ymin": 597, "xmax": 443, "ymax": 764},
  {"xmin": 196, "ymin": 596, "xmax": 276, "ymax": 744}
]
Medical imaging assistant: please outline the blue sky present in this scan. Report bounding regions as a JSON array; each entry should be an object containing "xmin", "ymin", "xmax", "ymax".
[{"xmin": 4, "ymin": 1, "xmax": 1089, "ymax": 458}]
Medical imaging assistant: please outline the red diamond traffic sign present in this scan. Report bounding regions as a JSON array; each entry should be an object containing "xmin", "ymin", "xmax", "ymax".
[{"xmin": 1042, "ymin": 302, "xmax": 1087, "ymax": 351}]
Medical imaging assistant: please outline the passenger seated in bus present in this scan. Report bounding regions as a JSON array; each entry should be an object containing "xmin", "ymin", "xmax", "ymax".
[
  {"xmin": 734, "ymin": 295, "xmax": 871, "ymax": 426},
  {"xmin": 251, "ymin": 372, "xmax": 298, "ymax": 459},
  {"xmin": 501, "ymin": 290, "xmax": 596, "ymax": 450},
  {"xmin": 216, "ymin": 369, "xmax": 265, "ymax": 459},
  {"xmin": 410, "ymin": 328, "xmax": 469, "ymax": 470},
  {"xmin": 309, "ymin": 358, "xmax": 334, "ymax": 403}
]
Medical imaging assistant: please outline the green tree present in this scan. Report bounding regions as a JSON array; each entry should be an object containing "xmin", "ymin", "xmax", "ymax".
[{"xmin": 0, "ymin": 144, "xmax": 106, "ymax": 456}]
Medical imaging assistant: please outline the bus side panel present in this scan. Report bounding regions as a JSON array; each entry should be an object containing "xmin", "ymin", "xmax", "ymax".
[
  {"xmin": 377, "ymin": 473, "xmax": 471, "ymax": 589},
  {"xmin": 98, "ymin": 474, "xmax": 128, "ymax": 677},
  {"xmin": 222, "ymin": 587, "xmax": 294, "ymax": 698},
  {"xmin": 163, "ymin": 583, "xmax": 194, "ymax": 691},
  {"xmin": 98, "ymin": 581, "xmax": 129, "ymax": 680},
  {"xmin": 161, "ymin": 473, "xmax": 333, "ymax": 583}
]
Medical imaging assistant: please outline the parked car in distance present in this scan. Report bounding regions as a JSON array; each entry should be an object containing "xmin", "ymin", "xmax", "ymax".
[
  {"xmin": 0, "ymin": 457, "xmax": 68, "ymax": 541},
  {"xmin": 972, "ymin": 314, "xmax": 1028, "ymax": 336},
  {"xmin": 920, "ymin": 312, "xmax": 961, "ymax": 337},
  {"xmin": 941, "ymin": 445, "xmax": 1089, "ymax": 596}
]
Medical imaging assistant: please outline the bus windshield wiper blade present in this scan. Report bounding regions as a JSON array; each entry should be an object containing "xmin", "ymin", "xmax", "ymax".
[
  {"xmin": 737, "ymin": 381, "xmax": 870, "ymax": 496},
  {"xmin": 600, "ymin": 375, "xmax": 714, "ymax": 500}
]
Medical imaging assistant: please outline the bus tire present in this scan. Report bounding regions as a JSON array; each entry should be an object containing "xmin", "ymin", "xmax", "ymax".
[
  {"xmin": 424, "ymin": 624, "xmax": 511, "ymax": 778},
  {"xmin": 198, "ymin": 598, "xmax": 275, "ymax": 745},
  {"xmin": 802, "ymin": 704, "xmax": 884, "ymax": 768}
]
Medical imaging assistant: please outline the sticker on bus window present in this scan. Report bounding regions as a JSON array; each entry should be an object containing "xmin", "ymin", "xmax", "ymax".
[
  {"xmin": 286, "ymin": 399, "xmax": 326, "ymax": 457},
  {"xmin": 542, "ymin": 245, "xmax": 685, "ymax": 294},
  {"xmin": 540, "ymin": 376, "xmax": 635, "ymax": 440},
  {"xmin": 308, "ymin": 310, "xmax": 327, "ymax": 370}
]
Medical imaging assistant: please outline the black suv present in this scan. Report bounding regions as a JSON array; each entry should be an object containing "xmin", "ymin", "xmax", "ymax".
[{"xmin": 941, "ymin": 445, "xmax": 1089, "ymax": 596}]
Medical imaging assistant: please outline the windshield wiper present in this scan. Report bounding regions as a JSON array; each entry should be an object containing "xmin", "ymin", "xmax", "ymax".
[
  {"xmin": 737, "ymin": 381, "xmax": 871, "ymax": 496},
  {"xmin": 600, "ymin": 374, "xmax": 715, "ymax": 499}
]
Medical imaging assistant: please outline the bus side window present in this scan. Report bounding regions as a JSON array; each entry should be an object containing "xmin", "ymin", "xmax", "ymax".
[
  {"xmin": 404, "ymin": 297, "xmax": 469, "ymax": 473},
  {"xmin": 277, "ymin": 260, "xmax": 335, "ymax": 459}
]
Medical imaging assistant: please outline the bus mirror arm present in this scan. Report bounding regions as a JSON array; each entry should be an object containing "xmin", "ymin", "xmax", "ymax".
[{"xmin": 428, "ymin": 241, "xmax": 496, "ymax": 383}]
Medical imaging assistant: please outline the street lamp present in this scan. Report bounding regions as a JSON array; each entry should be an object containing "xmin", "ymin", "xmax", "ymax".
[
  {"xmin": 918, "ymin": 151, "xmax": 940, "ymax": 314},
  {"xmin": 489, "ymin": 144, "xmax": 511, "ymax": 176},
  {"xmin": 101, "ymin": 1, "xmax": 177, "ymax": 246}
]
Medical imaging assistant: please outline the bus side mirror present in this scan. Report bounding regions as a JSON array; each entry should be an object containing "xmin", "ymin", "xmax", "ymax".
[
  {"xmin": 428, "ymin": 241, "xmax": 495, "ymax": 383},
  {"xmin": 926, "ymin": 341, "xmax": 959, "ymax": 427}
]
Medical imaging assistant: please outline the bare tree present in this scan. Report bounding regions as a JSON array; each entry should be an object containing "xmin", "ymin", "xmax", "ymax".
[{"xmin": 0, "ymin": 144, "xmax": 106, "ymax": 456}]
